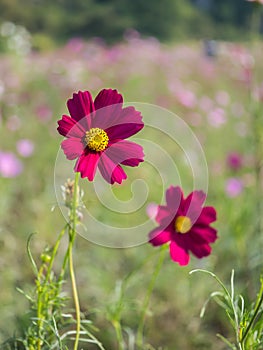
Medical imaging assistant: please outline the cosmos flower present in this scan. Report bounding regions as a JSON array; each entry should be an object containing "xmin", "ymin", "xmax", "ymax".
[
  {"xmin": 16, "ymin": 139, "xmax": 34, "ymax": 157},
  {"xmin": 226, "ymin": 152, "xmax": 243, "ymax": 171},
  {"xmin": 0, "ymin": 151, "xmax": 23, "ymax": 177},
  {"xmin": 148, "ymin": 186, "xmax": 217, "ymax": 266},
  {"xmin": 57, "ymin": 89, "xmax": 144, "ymax": 184},
  {"xmin": 225, "ymin": 178, "xmax": 243, "ymax": 197}
]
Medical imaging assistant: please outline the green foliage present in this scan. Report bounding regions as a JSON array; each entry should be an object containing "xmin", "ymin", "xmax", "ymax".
[
  {"xmin": 190, "ymin": 270, "xmax": 263, "ymax": 350},
  {"xmin": 0, "ymin": 0, "xmax": 257, "ymax": 44}
]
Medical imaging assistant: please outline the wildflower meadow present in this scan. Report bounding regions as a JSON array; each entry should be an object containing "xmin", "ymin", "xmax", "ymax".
[{"xmin": 0, "ymin": 21, "xmax": 263, "ymax": 350}]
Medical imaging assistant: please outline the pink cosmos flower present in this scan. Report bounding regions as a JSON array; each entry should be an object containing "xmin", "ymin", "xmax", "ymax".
[
  {"xmin": 146, "ymin": 202, "xmax": 159, "ymax": 220},
  {"xmin": 226, "ymin": 152, "xmax": 243, "ymax": 171},
  {"xmin": 149, "ymin": 186, "xmax": 217, "ymax": 266},
  {"xmin": 225, "ymin": 178, "xmax": 243, "ymax": 197},
  {"xmin": 57, "ymin": 89, "xmax": 144, "ymax": 184},
  {"xmin": 16, "ymin": 139, "xmax": 35, "ymax": 157},
  {"xmin": 0, "ymin": 151, "xmax": 23, "ymax": 178}
]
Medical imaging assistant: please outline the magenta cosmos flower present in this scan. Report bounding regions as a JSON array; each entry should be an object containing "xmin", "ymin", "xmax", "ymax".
[
  {"xmin": 57, "ymin": 89, "xmax": 144, "ymax": 184},
  {"xmin": 149, "ymin": 186, "xmax": 217, "ymax": 266}
]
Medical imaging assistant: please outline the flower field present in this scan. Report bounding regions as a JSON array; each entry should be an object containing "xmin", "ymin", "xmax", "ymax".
[{"xmin": 0, "ymin": 36, "xmax": 262, "ymax": 349}]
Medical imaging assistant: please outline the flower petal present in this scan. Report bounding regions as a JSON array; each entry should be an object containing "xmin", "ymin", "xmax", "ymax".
[
  {"xmin": 67, "ymin": 91, "xmax": 95, "ymax": 126},
  {"xmin": 105, "ymin": 106, "xmax": 144, "ymax": 140},
  {"xmin": 189, "ymin": 241, "xmax": 212, "ymax": 259},
  {"xmin": 183, "ymin": 190, "xmax": 206, "ymax": 223},
  {"xmin": 169, "ymin": 240, "xmax": 189, "ymax": 266},
  {"xmin": 196, "ymin": 206, "xmax": 217, "ymax": 225},
  {"xmin": 149, "ymin": 228, "xmax": 171, "ymax": 246},
  {"xmin": 61, "ymin": 138, "xmax": 85, "ymax": 160},
  {"xmin": 57, "ymin": 115, "xmax": 85, "ymax": 138},
  {"xmin": 156, "ymin": 205, "xmax": 171, "ymax": 223},
  {"xmin": 102, "ymin": 140, "xmax": 144, "ymax": 168},
  {"xmin": 74, "ymin": 151, "xmax": 100, "ymax": 181},
  {"xmin": 98, "ymin": 152, "xmax": 127, "ymax": 184},
  {"xmin": 165, "ymin": 186, "xmax": 183, "ymax": 213},
  {"xmin": 94, "ymin": 88, "xmax": 123, "ymax": 110},
  {"xmin": 190, "ymin": 226, "xmax": 218, "ymax": 244}
]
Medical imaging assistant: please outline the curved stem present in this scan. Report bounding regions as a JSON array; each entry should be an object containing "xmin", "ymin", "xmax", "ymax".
[
  {"xmin": 69, "ymin": 237, "xmax": 81, "ymax": 350},
  {"xmin": 45, "ymin": 224, "xmax": 68, "ymax": 283},
  {"xmin": 69, "ymin": 172, "xmax": 80, "ymax": 350},
  {"xmin": 136, "ymin": 245, "xmax": 166, "ymax": 348}
]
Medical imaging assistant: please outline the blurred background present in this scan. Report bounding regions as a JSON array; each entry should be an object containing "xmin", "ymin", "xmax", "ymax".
[
  {"xmin": 0, "ymin": 0, "xmax": 261, "ymax": 51},
  {"xmin": 0, "ymin": 0, "xmax": 263, "ymax": 349}
]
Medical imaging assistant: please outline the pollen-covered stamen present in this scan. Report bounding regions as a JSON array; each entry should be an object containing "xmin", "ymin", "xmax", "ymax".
[
  {"xmin": 85, "ymin": 128, "xmax": 109, "ymax": 152},
  {"xmin": 174, "ymin": 215, "xmax": 192, "ymax": 234}
]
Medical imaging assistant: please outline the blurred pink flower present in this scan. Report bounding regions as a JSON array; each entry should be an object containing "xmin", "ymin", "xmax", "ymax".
[
  {"xmin": 16, "ymin": 139, "xmax": 35, "ymax": 157},
  {"xmin": 225, "ymin": 178, "xmax": 243, "ymax": 197},
  {"xmin": 146, "ymin": 202, "xmax": 158, "ymax": 220},
  {"xmin": 207, "ymin": 108, "xmax": 226, "ymax": 127},
  {"xmin": 176, "ymin": 89, "xmax": 196, "ymax": 109},
  {"xmin": 0, "ymin": 152, "xmax": 23, "ymax": 178},
  {"xmin": 66, "ymin": 38, "xmax": 85, "ymax": 53},
  {"xmin": 226, "ymin": 152, "xmax": 243, "ymax": 171}
]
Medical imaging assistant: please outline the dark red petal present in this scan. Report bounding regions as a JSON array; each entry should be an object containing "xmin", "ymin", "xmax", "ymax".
[
  {"xmin": 57, "ymin": 115, "xmax": 85, "ymax": 138},
  {"xmin": 102, "ymin": 140, "xmax": 144, "ymax": 168},
  {"xmin": 169, "ymin": 240, "xmax": 189, "ymax": 266},
  {"xmin": 105, "ymin": 107, "xmax": 143, "ymax": 140},
  {"xmin": 190, "ymin": 226, "xmax": 218, "ymax": 244},
  {"xmin": 182, "ymin": 190, "xmax": 206, "ymax": 224},
  {"xmin": 98, "ymin": 152, "xmax": 127, "ymax": 184},
  {"xmin": 149, "ymin": 228, "xmax": 171, "ymax": 246},
  {"xmin": 196, "ymin": 206, "xmax": 217, "ymax": 225},
  {"xmin": 94, "ymin": 88, "xmax": 123, "ymax": 110},
  {"xmin": 67, "ymin": 91, "xmax": 95, "ymax": 125},
  {"xmin": 165, "ymin": 186, "xmax": 183, "ymax": 213},
  {"xmin": 61, "ymin": 138, "xmax": 84, "ymax": 160},
  {"xmin": 189, "ymin": 242, "xmax": 212, "ymax": 259},
  {"xmin": 74, "ymin": 151, "xmax": 100, "ymax": 181}
]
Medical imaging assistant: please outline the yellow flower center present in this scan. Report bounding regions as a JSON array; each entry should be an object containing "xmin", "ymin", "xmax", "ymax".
[
  {"xmin": 85, "ymin": 128, "xmax": 109, "ymax": 152},
  {"xmin": 174, "ymin": 216, "xmax": 192, "ymax": 234}
]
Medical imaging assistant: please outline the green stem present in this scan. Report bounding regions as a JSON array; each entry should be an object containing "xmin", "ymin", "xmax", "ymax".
[
  {"xmin": 58, "ymin": 244, "xmax": 70, "ymax": 284},
  {"xmin": 136, "ymin": 245, "xmax": 166, "ymax": 348},
  {"xmin": 36, "ymin": 264, "xmax": 45, "ymax": 350},
  {"xmin": 45, "ymin": 224, "xmax": 68, "ymax": 283},
  {"xmin": 113, "ymin": 321, "xmax": 124, "ymax": 350},
  {"xmin": 69, "ymin": 172, "xmax": 81, "ymax": 350}
]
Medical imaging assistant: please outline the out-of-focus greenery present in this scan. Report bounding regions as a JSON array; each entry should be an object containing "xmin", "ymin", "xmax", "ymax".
[{"xmin": 0, "ymin": 0, "xmax": 259, "ymax": 47}]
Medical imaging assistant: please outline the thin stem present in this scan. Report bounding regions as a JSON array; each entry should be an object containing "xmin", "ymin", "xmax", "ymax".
[
  {"xmin": 36, "ymin": 264, "xmax": 45, "ymax": 350},
  {"xmin": 68, "ymin": 172, "xmax": 80, "ymax": 350},
  {"xmin": 112, "ymin": 321, "xmax": 124, "ymax": 350},
  {"xmin": 69, "ymin": 238, "xmax": 81, "ymax": 350},
  {"xmin": 136, "ymin": 245, "xmax": 166, "ymax": 348},
  {"xmin": 58, "ymin": 244, "xmax": 70, "ymax": 284},
  {"xmin": 45, "ymin": 224, "xmax": 68, "ymax": 283}
]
